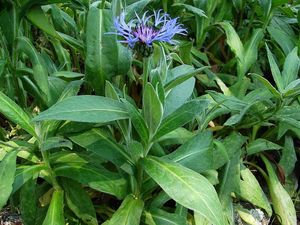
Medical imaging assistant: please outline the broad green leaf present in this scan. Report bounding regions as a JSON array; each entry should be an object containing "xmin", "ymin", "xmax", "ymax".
[
  {"xmin": 143, "ymin": 83, "xmax": 163, "ymax": 136},
  {"xmin": 107, "ymin": 195, "xmax": 144, "ymax": 225},
  {"xmin": 122, "ymin": 99, "xmax": 149, "ymax": 144},
  {"xmin": 164, "ymin": 67, "xmax": 206, "ymax": 91},
  {"xmin": 33, "ymin": 95, "xmax": 129, "ymax": 123},
  {"xmin": 282, "ymin": 47, "xmax": 300, "ymax": 88},
  {"xmin": 208, "ymin": 91, "xmax": 246, "ymax": 110},
  {"xmin": 58, "ymin": 80, "xmax": 83, "ymax": 101},
  {"xmin": 26, "ymin": 6, "xmax": 60, "ymax": 39},
  {"xmin": 172, "ymin": 3, "xmax": 206, "ymax": 17},
  {"xmin": 0, "ymin": 151, "xmax": 17, "ymax": 210},
  {"xmin": 105, "ymin": 82, "xmax": 131, "ymax": 141},
  {"xmin": 51, "ymin": 71, "xmax": 84, "ymax": 78},
  {"xmin": 142, "ymin": 156, "xmax": 226, "ymax": 225},
  {"xmin": 268, "ymin": 26, "xmax": 295, "ymax": 55},
  {"xmin": 247, "ymin": 138, "xmax": 282, "ymax": 155},
  {"xmin": 194, "ymin": 212, "xmax": 211, "ymax": 225},
  {"xmin": 224, "ymin": 102, "xmax": 256, "ymax": 126},
  {"xmin": 0, "ymin": 8, "xmax": 15, "ymax": 48},
  {"xmin": 212, "ymin": 140, "xmax": 229, "ymax": 170},
  {"xmin": 69, "ymin": 128, "xmax": 133, "ymax": 167},
  {"xmin": 236, "ymin": 207, "xmax": 262, "ymax": 225},
  {"xmin": 165, "ymin": 65, "xmax": 194, "ymax": 84},
  {"xmin": 165, "ymin": 131, "xmax": 213, "ymax": 173},
  {"xmin": 40, "ymin": 136, "xmax": 72, "ymax": 151},
  {"xmin": 13, "ymin": 165, "xmax": 46, "ymax": 193},
  {"xmin": 125, "ymin": 0, "xmax": 151, "ymax": 20},
  {"xmin": 49, "ymin": 152, "xmax": 88, "ymax": 165},
  {"xmin": 42, "ymin": 190, "xmax": 64, "ymax": 225},
  {"xmin": 20, "ymin": 179, "xmax": 38, "ymax": 225},
  {"xmin": 261, "ymin": 156, "xmax": 296, "ymax": 225},
  {"xmin": 158, "ymin": 127, "xmax": 194, "ymax": 146},
  {"xmin": 154, "ymin": 100, "xmax": 209, "ymax": 140},
  {"xmin": 17, "ymin": 37, "xmax": 50, "ymax": 103},
  {"xmin": 164, "ymin": 77, "xmax": 195, "ymax": 117},
  {"xmin": 251, "ymin": 73, "xmax": 281, "ymax": 99},
  {"xmin": 241, "ymin": 29, "xmax": 264, "ymax": 76},
  {"xmin": 62, "ymin": 179, "xmax": 97, "ymax": 225},
  {"xmin": 266, "ymin": 44, "xmax": 284, "ymax": 92},
  {"xmin": 58, "ymin": 32, "xmax": 84, "ymax": 52},
  {"xmin": 279, "ymin": 136, "xmax": 297, "ymax": 177},
  {"xmin": 0, "ymin": 90, "xmax": 36, "ymax": 137},
  {"xmin": 85, "ymin": 7, "xmax": 131, "ymax": 94},
  {"xmin": 219, "ymin": 22, "xmax": 244, "ymax": 62},
  {"xmin": 54, "ymin": 163, "xmax": 127, "ymax": 199},
  {"xmin": 145, "ymin": 209, "xmax": 187, "ymax": 225},
  {"xmin": 218, "ymin": 151, "xmax": 240, "ymax": 224},
  {"xmin": 48, "ymin": 77, "xmax": 68, "ymax": 105},
  {"xmin": 238, "ymin": 166, "xmax": 272, "ymax": 216}
]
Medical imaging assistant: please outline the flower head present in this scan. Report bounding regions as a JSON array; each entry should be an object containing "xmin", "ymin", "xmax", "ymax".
[{"xmin": 112, "ymin": 10, "xmax": 187, "ymax": 49}]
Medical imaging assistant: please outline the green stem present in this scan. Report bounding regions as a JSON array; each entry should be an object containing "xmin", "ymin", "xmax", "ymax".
[
  {"xmin": 162, "ymin": 0, "xmax": 168, "ymax": 12},
  {"xmin": 142, "ymin": 57, "xmax": 150, "ymax": 91},
  {"xmin": 40, "ymin": 150, "xmax": 61, "ymax": 190},
  {"xmin": 37, "ymin": 131, "xmax": 61, "ymax": 191},
  {"xmin": 135, "ymin": 159, "xmax": 144, "ymax": 199},
  {"xmin": 101, "ymin": 0, "xmax": 106, "ymax": 9},
  {"xmin": 251, "ymin": 125, "xmax": 260, "ymax": 142}
]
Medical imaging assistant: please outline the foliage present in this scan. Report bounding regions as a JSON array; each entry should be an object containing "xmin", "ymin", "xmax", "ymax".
[{"xmin": 0, "ymin": 0, "xmax": 299, "ymax": 224}]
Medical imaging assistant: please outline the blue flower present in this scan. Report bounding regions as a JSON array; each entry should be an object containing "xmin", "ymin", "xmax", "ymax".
[{"xmin": 112, "ymin": 10, "xmax": 187, "ymax": 48}]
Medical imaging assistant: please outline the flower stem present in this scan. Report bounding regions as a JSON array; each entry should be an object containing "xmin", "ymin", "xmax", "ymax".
[{"xmin": 142, "ymin": 57, "xmax": 150, "ymax": 91}]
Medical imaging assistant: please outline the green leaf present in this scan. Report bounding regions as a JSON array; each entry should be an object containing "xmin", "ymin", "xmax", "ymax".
[
  {"xmin": 154, "ymin": 100, "xmax": 209, "ymax": 140},
  {"xmin": 241, "ymin": 29, "xmax": 264, "ymax": 76},
  {"xmin": 143, "ymin": 83, "xmax": 163, "ymax": 136},
  {"xmin": 219, "ymin": 22, "xmax": 244, "ymax": 62},
  {"xmin": 54, "ymin": 163, "xmax": 127, "ymax": 199},
  {"xmin": 13, "ymin": 165, "xmax": 46, "ymax": 193},
  {"xmin": 69, "ymin": 128, "xmax": 133, "ymax": 167},
  {"xmin": 0, "ymin": 90, "xmax": 36, "ymax": 137},
  {"xmin": 164, "ymin": 67, "xmax": 206, "ymax": 91},
  {"xmin": 267, "ymin": 26, "xmax": 295, "ymax": 55},
  {"xmin": 52, "ymin": 71, "xmax": 84, "ymax": 79},
  {"xmin": 26, "ymin": 6, "xmax": 60, "ymax": 39},
  {"xmin": 42, "ymin": 190, "xmax": 65, "ymax": 225},
  {"xmin": 266, "ymin": 44, "xmax": 284, "ymax": 92},
  {"xmin": 17, "ymin": 37, "xmax": 50, "ymax": 103},
  {"xmin": 62, "ymin": 179, "xmax": 97, "ymax": 225},
  {"xmin": 172, "ymin": 3, "xmax": 206, "ymax": 17},
  {"xmin": 194, "ymin": 212, "xmax": 210, "ymax": 225},
  {"xmin": 164, "ymin": 77, "xmax": 195, "ymax": 117},
  {"xmin": 142, "ymin": 156, "xmax": 226, "ymax": 225},
  {"xmin": 125, "ymin": 0, "xmax": 151, "ymax": 20},
  {"xmin": 85, "ymin": 7, "xmax": 131, "ymax": 94},
  {"xmin": 282, "ymin": 47, "xmax": 300, "ymax": 88},
  {"xmin": 33, "ymin": 95, "xmax": 129, "ymax": 123},
  {"xmin": 122, "ymin": 99, "xmax": 149, "ymax": 144},
  {"xmin": 0, "ymin": 151, "xmax": 17, "ymax": 210},
  {"xmin": 238, "ymin": 166, "xmax": 272, "ymax": 216},
  {"xmin": 218, "ymin": 151, "xmax": 240, "ymax": 224},
  {"xmin": 247, "ymin": 138, "xmax": 282, "ymax": 155},
  {"xmin": 261, "ymin": 156, "xmax": 297, "ymax": 225},
  {"xmin": 164, "ymin": 131, "xmax": 213, "ymax": 173},
  {"xmin": 20, "ymin": 179, "xmax": 38, "ymax": 225},
  {"xmin": 58, "ymin": 80, "xmax": 83, "ymax": 102},
  {"xmin": 41, "ymin": 136, "xmax": 72, "ymax": 151},
  {"xmin": 251, "ymin": 73, "xmax": 281, "ymax": 99},
  {"xmin": 279, "ymin": 136, "xmax": 297, "ymax": 177},
  {"xmin": 106, "ymin": 195, "xmax": 144, "ymax": 225},
  {"xmin": 145, "ymin": 209, "xmax": 187, "ymax": 225}
]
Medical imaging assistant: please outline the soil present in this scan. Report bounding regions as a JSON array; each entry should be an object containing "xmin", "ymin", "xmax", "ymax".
[{"xmin": 0, "ymin": 207, "xmax": 22, "ymax": 225}]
